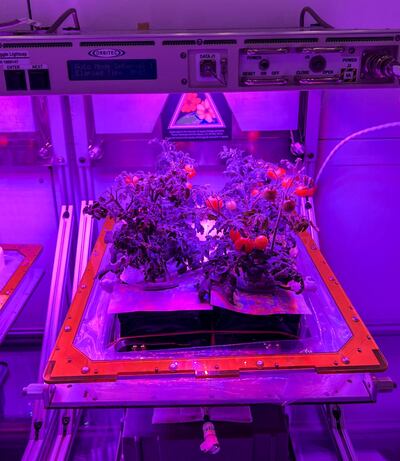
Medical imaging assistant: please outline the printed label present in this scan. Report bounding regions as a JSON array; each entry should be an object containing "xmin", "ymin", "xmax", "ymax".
[
  {"xmin": 88, "ymin": 49, "xmax": 125, "ymax": 58},
  {"xmin": 0, "ymin": 51, "xmax": 31, "ymax": 69}
]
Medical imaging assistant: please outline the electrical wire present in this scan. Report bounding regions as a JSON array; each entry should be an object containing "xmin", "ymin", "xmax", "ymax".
[
  {"xmin": 315, "ymin": 121, "xmax": 400, "ymax": 185},
  {"xmin": 209, "ymin": 69, "xmax": 226, "ymax": 86},
  {"xmin": 46, "ymin": 8, "xmax": 80, "ymax": 34},
  {"xmin": 0, "ymin": 18, "xmax": 39, "ymax": 30},
  {"xmin": 299, "ymin": 6, "xmax": 333, "ymax": 29}
]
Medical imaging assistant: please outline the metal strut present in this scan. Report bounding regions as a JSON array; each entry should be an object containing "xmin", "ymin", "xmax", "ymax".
[{"xmin": 324, "ymin": 404, "xmax": 357, "ymax": 461}]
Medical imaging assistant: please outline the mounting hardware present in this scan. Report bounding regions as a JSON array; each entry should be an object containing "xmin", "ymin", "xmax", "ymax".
[
  {"xmin": 256, "ymin": 360, "xmax": 264, "ymax": 369},
  {"xmin": 33, "ymin": 420, "xmax": 43, "ymax": 441},
  {"xmin": 200, "ymin": 420, "xmax": 220, "ymax": 455},
  {"xmin": 38, "ymin": 142, "xmax": 53, "ymax": 161},
  {"xmin": 88, "ymin": 141, "xmax": 103, "ymax": 161}
]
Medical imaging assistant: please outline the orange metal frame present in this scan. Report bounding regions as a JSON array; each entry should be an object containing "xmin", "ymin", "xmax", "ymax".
[
  {"xmin": 0, "ymin": 244, "xmax": 42, "ymax": 311},
  {"xmin": 44, "ymin": 221, "xmax": 386, "ymax": 383}
]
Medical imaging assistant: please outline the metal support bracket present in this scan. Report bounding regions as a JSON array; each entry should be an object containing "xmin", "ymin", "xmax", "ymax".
[{"xmin": 324, "ymin": 404, "xmax": 357, "ymax": 461}]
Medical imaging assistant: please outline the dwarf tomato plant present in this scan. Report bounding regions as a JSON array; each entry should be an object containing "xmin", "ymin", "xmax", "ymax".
[
  {"xmin": 198, "ymin": 147, "xmax": 316, "ymax": 302},
  {"xmin": 84, "ymin": 140, "xmax": 207, "ymax": 283}
]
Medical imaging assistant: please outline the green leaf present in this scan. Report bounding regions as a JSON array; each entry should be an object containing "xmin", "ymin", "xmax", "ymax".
[{"xmin": 175, "ymin": 113, "xmax": 201, "ymax": 126}]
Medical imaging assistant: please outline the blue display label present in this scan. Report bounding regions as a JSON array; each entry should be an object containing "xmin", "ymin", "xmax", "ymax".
[{"xmin": 67, "ymin": 59, "xmax": 157, "ymax": 81}]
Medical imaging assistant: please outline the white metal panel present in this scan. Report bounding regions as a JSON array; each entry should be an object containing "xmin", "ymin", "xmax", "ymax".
[
  {"xmin": 92, "ymin": 94, "xmax": 168, "ymax": 133},
  {"xmin": 0, "ymin": 1, "xmax": 28, "ymax": 23},
  {"xmin": 319, "ymin": 89, "xmax": 400, "ymax": 140},
  {"xmin": 224, "ymin": 92, "xmax": 300, "ymax": 131},
  {"xmin": 315, "ymin": 138, "xmax": 400, "ymax": 326},
  {"xmin": 0, "ymin": 96, "xmax": 35, "ymax": 132}
]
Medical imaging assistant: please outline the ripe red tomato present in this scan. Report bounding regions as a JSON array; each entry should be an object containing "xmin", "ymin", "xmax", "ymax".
[
  {"xmin": 281, "ymin": 177, "xmax": 293, "ymax": 189},
  {"xmin": 184, "ymin": 164, "xmax": 196, "ymax": 179},
  {"xmin": 276, "ymin": 167, "xmax": 286, "ymax": 178},
  {"xmin": 250, "ymin": 188, "xmax": 259, "ymax": 197},
  {"xmin": 267, "ymin": 167, "xmax": 286, "ymax": 180},
  {"xmin": 254, "ymin": 235, "xmax": 269, "ymax": 250},
  {"xmin": 234, "ymin": 237, "xmax": 254, "ymax": 253},
  {"xmin": 229, "ymin": 229, "xmax": 241, "ymax": 242},
  {"xmin": 262, "ymin": 188, "xmax": 277, "ymax": 201},
  {"xmin": 125, "ymin": 175, "xmax": 139, "ymax": 185},
  {"xmin": 294, "ymin": 186, "xmax": 316, "ymax": 197},
  {"xmin": 283, "ymin": 199, "xmax": 296, "ymax": 212},
  {"xmin": 243, "ymin": 239, "xmax": 255, "ymax": 253},
  {"xmin": 206, "ymin": 196, "xmax": 223, "ymax": 212},
  {"xmin": 234, "ymin": 238, "xmax": 245, "ymax": 251},
  {"xmin": 226, "ymin": 200, "xmax": 237, "ymax": 211}
]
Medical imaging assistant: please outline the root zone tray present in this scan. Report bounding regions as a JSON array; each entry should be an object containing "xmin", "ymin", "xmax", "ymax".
[{"xmin": 44, "ymin": 220, "xmax": 386, "ymax": 384}]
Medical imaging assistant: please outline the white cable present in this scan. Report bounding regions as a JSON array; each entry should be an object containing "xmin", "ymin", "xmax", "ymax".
[
  {"xmin": 315, "ymin": 121, "xmax": 400, "ymax": 185},
  {"xmin": 0, "ymin": 18, "xmax": 40, "ymax": 30}
]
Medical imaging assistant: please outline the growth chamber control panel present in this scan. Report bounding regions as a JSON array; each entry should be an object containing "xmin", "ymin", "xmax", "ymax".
[{"xmin": 0, "ymin": 29, "xmax": 399, "ymax": 94}]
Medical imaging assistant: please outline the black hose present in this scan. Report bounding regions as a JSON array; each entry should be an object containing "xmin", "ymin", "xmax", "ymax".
[
  {"xmin": 299, "ymin": 6, "xmax": 333, "ymax": 29},
  {"xmin": 46, "ymin": 8, "xmax": 80, "ymax": 34}
]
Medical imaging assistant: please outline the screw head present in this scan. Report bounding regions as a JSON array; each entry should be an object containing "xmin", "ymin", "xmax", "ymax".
[
  {"xmin": 81, "ymin": 366, "xmax": 90, "ymax": 374},
  {"xmin": 169, "ymin": 362, "xmax": 178, "ymax": 372},
  {"xmin": 341, "ymin": 357, "xmax": 350, "ymax": 364},
  {"xmin": 352, "ymin": 316, "xmax": 359, "ymax": 322},
  {"xmin": 256, "ymin": 360, "xmax": 264, "ymax": 369},
  {"xmin": 64, "ymin": 325, "xmax": 71, "ymax": 332},
  {"xmin": 181, "ymin": 78, "xmax": 188, "ymax": 85},
  {"xmin": 180, "ymin": 52, "xmax": 187, "ymax": 59}
]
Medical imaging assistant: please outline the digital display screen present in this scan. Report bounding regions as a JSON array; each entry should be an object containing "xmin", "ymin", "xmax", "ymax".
[{"xmin": 67, "ymin": 59, "xmax": 157, "ymax": 81}]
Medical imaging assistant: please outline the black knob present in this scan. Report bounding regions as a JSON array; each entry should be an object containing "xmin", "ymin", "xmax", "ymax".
[
  {"xmin": 259, "ymin": 59, "xmax": 270, "ymax": 71},
  {"xmin": 309, "ymin": 55, "xmax": 327, "ymax": 73}
]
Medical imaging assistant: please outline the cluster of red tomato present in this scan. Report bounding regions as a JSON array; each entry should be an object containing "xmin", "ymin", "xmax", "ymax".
[
  {"xmin": 266, "ymin": 166, "xmax": 316, "ymax": 198},
  {"xmin": 184, "ymin": 164, "xmax": 197, "ymax": 190},
  {"xmin": 229, "ymin": 230, "xmax": 269, "ymax": 254},
  {"xmin": 205, "ymin": 196, "xmax": 224, "ymax": 213},
  {"xmin": 184, "ymin": 164, "xmax": 196, "ymax": 179},
  {"xmin": 184, "ymin": 163, "xmax": 316, "ymax": 254},
  {"xmin": 124, "ymin": 175, "xmax": 140, "ymax": 186}
]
